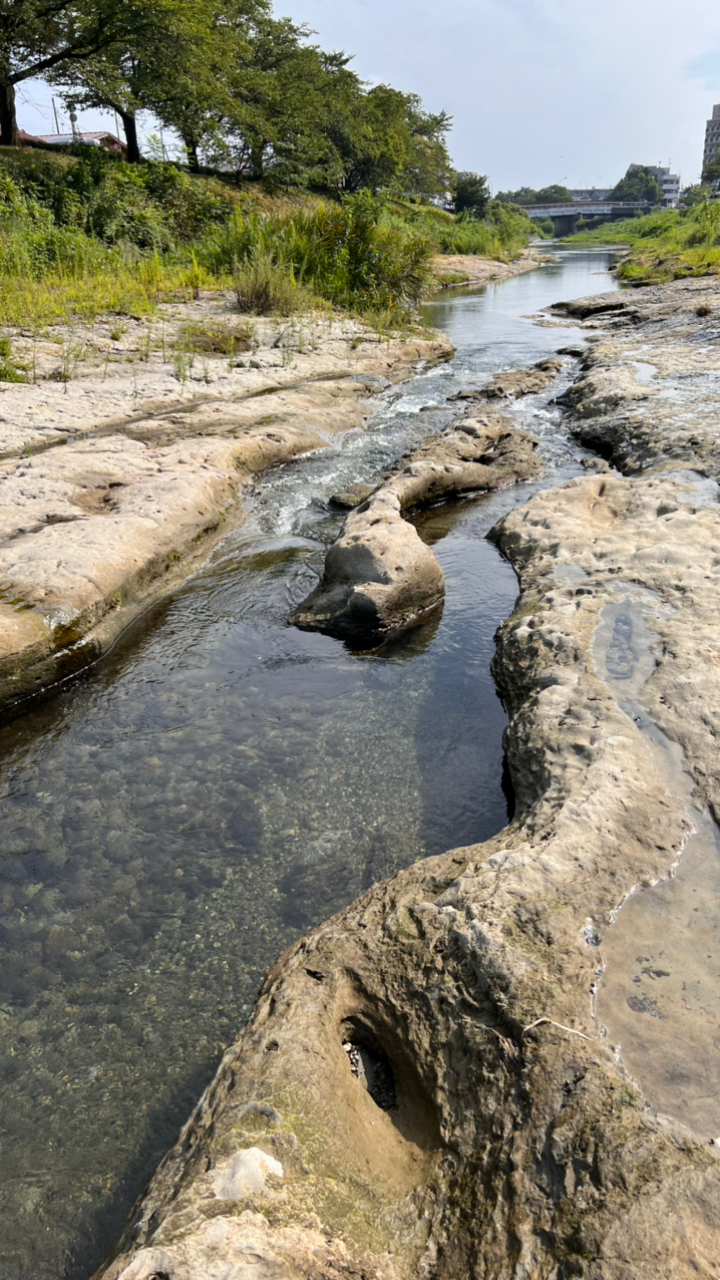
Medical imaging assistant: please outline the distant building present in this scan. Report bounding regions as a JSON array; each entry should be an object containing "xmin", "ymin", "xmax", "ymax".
[
  {"xmin": 19, "ymin": 128, "xmax": 127, "ymax": 155},
  {"xmin": 640, "ymin": 166, "xmax": 680, "ymax": 208},
  {"xmin": 704, "ymin": 105, "xmax": 720, "ymax": 172},
  {"xmin": 569, "ymin": 188, "xmax": 612, "ymax": 202}
]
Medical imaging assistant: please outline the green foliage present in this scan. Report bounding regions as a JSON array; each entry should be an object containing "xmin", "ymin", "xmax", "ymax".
[
  {"xmin": 610, "ymin": 165, "xmax": 662, "ymax": 205},
  {"xmin": 495, "ymin": 184, "xmax": 572, "ymax": 205},
  {"xmin": 0, "ymin": 330, "xmax": 25, "ymax": 381},
  {"xmin": 234, "ymin": 247, "xmax": 309, "ymax": 313},
  {"xmin": 702, "ymin": 157, "xmax": 720, "ymax": 184},
  {"xmin": 203, "ymin": 189, "xmax": 434, "ymax": 316},
  {"xmin": 0, "ymin": 147, "xmax": 235, "ymax": 249},
  {"xmin": 680, "ymin": 184, "xmax": 713, "ymax": 208},
  {"xmin": 400, "ymin": 200, "xmax": 533, "ymax": 258},
  {"xmin": 453, "ymin": 172, "xmax": 490, "ymax": 218},
  {"xmin": 566, "ymin": 201, "xmax": 720, "ymax": 282}
]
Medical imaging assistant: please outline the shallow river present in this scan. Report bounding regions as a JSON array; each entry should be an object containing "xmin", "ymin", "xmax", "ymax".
[{"xmin": 0, "ymin": 248, "xmax": 618, "ymax": 1280}]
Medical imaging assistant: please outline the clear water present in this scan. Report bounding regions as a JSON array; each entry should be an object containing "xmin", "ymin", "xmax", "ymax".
[{"xmin": 0, "ymin": 248, "xmax": 618, "ymax": 1280}]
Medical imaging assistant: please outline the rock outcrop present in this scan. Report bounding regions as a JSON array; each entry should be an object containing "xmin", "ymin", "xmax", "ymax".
[
  {"xmin": 450, "ymin": 356, "xmax": 562, "ymax": 402},
  {"xmin": 95, "ymin": 277, "xmax": 720, "ymax": 1279},
  {"xmin": 290, "ymin": 408, "xmax": 541, "ymax": 641},
  {"xmin": 0, "ymin": 302, "xmax": 451, "ymax": 710},
  {"xmin": 549, "ymin": 276, "xmax": 720, "ymax": 477}
]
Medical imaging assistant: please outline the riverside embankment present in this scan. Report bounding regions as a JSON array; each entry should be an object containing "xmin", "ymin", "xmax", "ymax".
[{"xmin": 94, "ymin": 265, "xmax": 720, "ymax": 1280}]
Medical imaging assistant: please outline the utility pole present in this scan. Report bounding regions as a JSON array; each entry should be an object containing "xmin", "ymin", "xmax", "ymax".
[{"xmin": 52, "ymin": 97, "xmax": 60, "ymax": 134}]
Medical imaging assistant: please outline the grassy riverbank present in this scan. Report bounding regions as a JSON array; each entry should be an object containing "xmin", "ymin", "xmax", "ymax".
[
  {"xmin": 567, "ymin": 203, "xmax": 720, "ymax": 282},
  {"xmin": 0, "ymin": 147, "xmax": 533, "ymax": 338}
]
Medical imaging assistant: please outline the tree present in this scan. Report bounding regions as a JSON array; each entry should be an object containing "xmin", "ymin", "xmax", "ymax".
[
  {"xmin": 337, "ymin": 85, "xmax": 451, "ymax": 197},
  {"xmin": 453, "ymin": 172, "xmax": 489, "ymax": 217},
  {"xmin": 0, "ymin": 0, "xmax": 132, "ymax": 146},
  {"xmin": 611, "ymin": 165, "xmax": 662, "ymax": 204},
  {"xmin": 680, "ymin": 184, "xmax": 713, "ymax": 207},
  {"xmin": 702, "ymin": 156, "xmax": 720, "ymax": 185},
  {"xmin": 535, "ymin": 184, "xmax": 572, "ymax": 202},
  {"xmin": 495, "ymin": 185, "xmax": 572, "ymax": 205},
  {"xmin": 495, "ymin": 186, "xmax": 538, "ymax": 205},
  {"xmin": 50, "ymin": 0, "xmax": 265, "ymax": 164}
]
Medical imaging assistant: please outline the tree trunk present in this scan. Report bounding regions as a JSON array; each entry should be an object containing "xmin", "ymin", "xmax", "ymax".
[
  {"xmin": 250, "ymin": 145, "xmax": 264, "ymax": 180},
  {"xmin": 119, "ymin": 109, "xmax": 141, "ymax": 164},
  {"xmin": 0, "ymin": 81, "xmax": 19, "ymax": 146},
  {"xmin": 183, "ymin": 135, "xmax": 200, "ymax": 173}
]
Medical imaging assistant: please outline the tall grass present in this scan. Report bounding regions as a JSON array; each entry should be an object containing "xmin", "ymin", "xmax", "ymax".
[
  {"xmin": 394, "ymin": 199, "xmax": 535, "ymax": 258},
  {"xmin": 0, "ymin": 150, "xmax": 533, "ymax": 328},
  {"xmin": 567, "ymin": 203, "xmax": 720, "ymax": 282},
  {"xmin": 200, "ymin": 190, "xmax": 434, "ymax": 315}
]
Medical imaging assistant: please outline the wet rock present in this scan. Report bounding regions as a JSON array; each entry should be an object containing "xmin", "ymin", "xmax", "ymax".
[
  {"xmin": 290, "ymin": 408, "xmax": 541, "ymax": 641},
  {"xmin": 450, "ymin": 356, "xmax": 563, "ymax": 403},
  {"xmin": 0, "ymin": 312, "xmax": 452, "ymax": 710},
  {"xmin": 549, "ymin": 276, "xmax": 720, "ymax": 477},
  {"xmin": 99, "ymin": 464, "xmax": 720, "ymax": 1280},
  {"xmin": 98, "ymin": 281, "xmax": 720, "ymax": 1280},
  {"xmin": 328, "ymin": 481, "xmax": 378, "ymax": 510}
]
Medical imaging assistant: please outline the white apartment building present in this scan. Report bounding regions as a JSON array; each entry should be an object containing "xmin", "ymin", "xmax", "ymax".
[{"xmin": 644, "ymin": 165, "xmax": 680, "ymax": 208}]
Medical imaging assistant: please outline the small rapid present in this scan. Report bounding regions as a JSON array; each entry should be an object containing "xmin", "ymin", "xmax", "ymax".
[{"xmin": 0, "ymin": 247, "xmax": 618, "ymax": 1280}]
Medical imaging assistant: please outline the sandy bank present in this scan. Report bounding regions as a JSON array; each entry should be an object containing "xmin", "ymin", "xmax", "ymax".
[
  {"xmin": 0, "ymin": 297, "xmax": 451, "ymax": 710},
  {"xmin": 432, "ymin": 247, "xmax": 547, "ymax": 289},
  {"xmin": 96, "ymin": 277, "xmax": 720, "ymax": 1280}
]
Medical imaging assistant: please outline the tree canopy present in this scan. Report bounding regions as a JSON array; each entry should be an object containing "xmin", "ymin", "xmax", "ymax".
[
  {"xmin": 4, "ymin": 0, "xmax": 453, "ymax": 200},
  {"xmin": 453, "ymin": 171, "xmax": 489, "ymax": 217},
  {"xmin": 610, "ymin": 165, "xmax": 663, "ymax": 204},
  {"xmin": 495, "ymin": 184, "xmax": 572, "ymax": 205}
]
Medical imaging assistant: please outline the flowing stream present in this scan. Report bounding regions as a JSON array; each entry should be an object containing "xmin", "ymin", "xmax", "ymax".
[{"xmin": 0, "ymin": 248, "xmax": 618, "ymax": 1280}]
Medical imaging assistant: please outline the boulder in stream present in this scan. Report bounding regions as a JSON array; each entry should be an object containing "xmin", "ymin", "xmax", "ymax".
[{"xmin": 290, "ymin": 409, "xmax": 541, "ymax": 642}]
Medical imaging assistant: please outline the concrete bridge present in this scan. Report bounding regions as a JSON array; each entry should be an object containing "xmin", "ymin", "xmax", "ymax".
[{"xmin": 523, "ymin": 201, "xmax": 652, "ymax": 236}]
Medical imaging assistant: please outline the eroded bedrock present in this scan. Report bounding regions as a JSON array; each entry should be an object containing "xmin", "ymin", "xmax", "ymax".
[
  {"xmin": 450, "ymin": 354, "xmax": 563, "ymax": 402},
  {"xmin": 98, "ymin": 280, "xmax": 720, "ymax": 1279},
  {"xmin": 0, "ymin": 303, "xmax": 450, "ymax": 709},
  {"xmin": 289, "ymin": 407, "xmax": 541, "ymax": 641},
  {"xmin": 550, "ymin": 275, "xmax": 720, "ymax": 474},
  {"xmin": 98, "ymin": 464, "xmax": 720, "ymax": 1280}
]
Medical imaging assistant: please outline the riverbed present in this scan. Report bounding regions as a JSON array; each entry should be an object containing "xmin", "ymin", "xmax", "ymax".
[{"xmin": 0, "ymin": 248, "xmax": 618, "ymax": 1280}]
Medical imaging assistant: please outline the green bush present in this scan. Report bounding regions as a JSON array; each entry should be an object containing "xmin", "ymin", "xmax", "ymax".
[
  {"xmin": 0, "ymin": 331, "xmax": 25, "ymax": 382},
  {"xmin": 201, "ymin": 189, "xmax": 434, "ymax": 316},
  {"xmin": 1, "ymin": 147, "xmax": 235, "ymax": 250}
]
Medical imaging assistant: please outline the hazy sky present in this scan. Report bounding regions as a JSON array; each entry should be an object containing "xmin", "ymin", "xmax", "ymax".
[{"xmin": 16, "ymin": 0, "xmax": 720, "ymax": 189}]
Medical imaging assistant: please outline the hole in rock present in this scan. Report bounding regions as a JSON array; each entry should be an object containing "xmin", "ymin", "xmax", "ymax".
[
  {"xmin": 343, "ymin": 1035, "xmax": 397, "ymax": 1110},
  {"xmin": 340, "ymin": 1015, "xmax": 442, "ymax": 1151},
  {"xmin": 575, "ymin": 433, "xmax": 615, "ymax": 464}
]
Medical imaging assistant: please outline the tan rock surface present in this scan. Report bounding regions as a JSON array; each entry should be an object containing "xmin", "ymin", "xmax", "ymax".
[
  {"xmin": 96, "ymin": 278, "xmax": 720, "ymax": 1279},
  {"xmin": 432, "ymin": 249, "xmax": 547, "ymax": 289},
  {"xmin": 290, "ymin": 408, "xmax": 541, "ymax": 640},
  {"xmin": 97, "ymin": 469, "xmax": 720, "ymax": 1280},
  {"xmin": 451, "ymin": 355, "xmax": 563, "ymax": 402},
  {"xmin": 0, "ymin": 298, "xmax": 451, "ymax": 708}
]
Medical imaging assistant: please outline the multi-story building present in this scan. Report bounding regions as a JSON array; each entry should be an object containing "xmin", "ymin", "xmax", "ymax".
[
  {"xmin": 704, "ymin": 105, "xmax": 720, "ymax": 172},
  {"xmin": 644, "ymin": 166, "xmax": 680, "ymax": 208}
]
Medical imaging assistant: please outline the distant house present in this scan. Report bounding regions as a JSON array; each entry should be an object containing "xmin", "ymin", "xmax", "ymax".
[{"xmin": 18, "ymin": 129, "xmax": 127, "ymax": 155}]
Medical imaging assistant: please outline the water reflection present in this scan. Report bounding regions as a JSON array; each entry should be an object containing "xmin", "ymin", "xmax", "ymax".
[{"xmin": 0, "ymin": 248, "xmax": 618, "ymax": 1280}]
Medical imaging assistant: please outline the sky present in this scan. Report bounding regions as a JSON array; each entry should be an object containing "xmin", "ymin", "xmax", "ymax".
[{"xmin": 16, "ymin": 0, "xmax": 720, "ymax": 191}]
